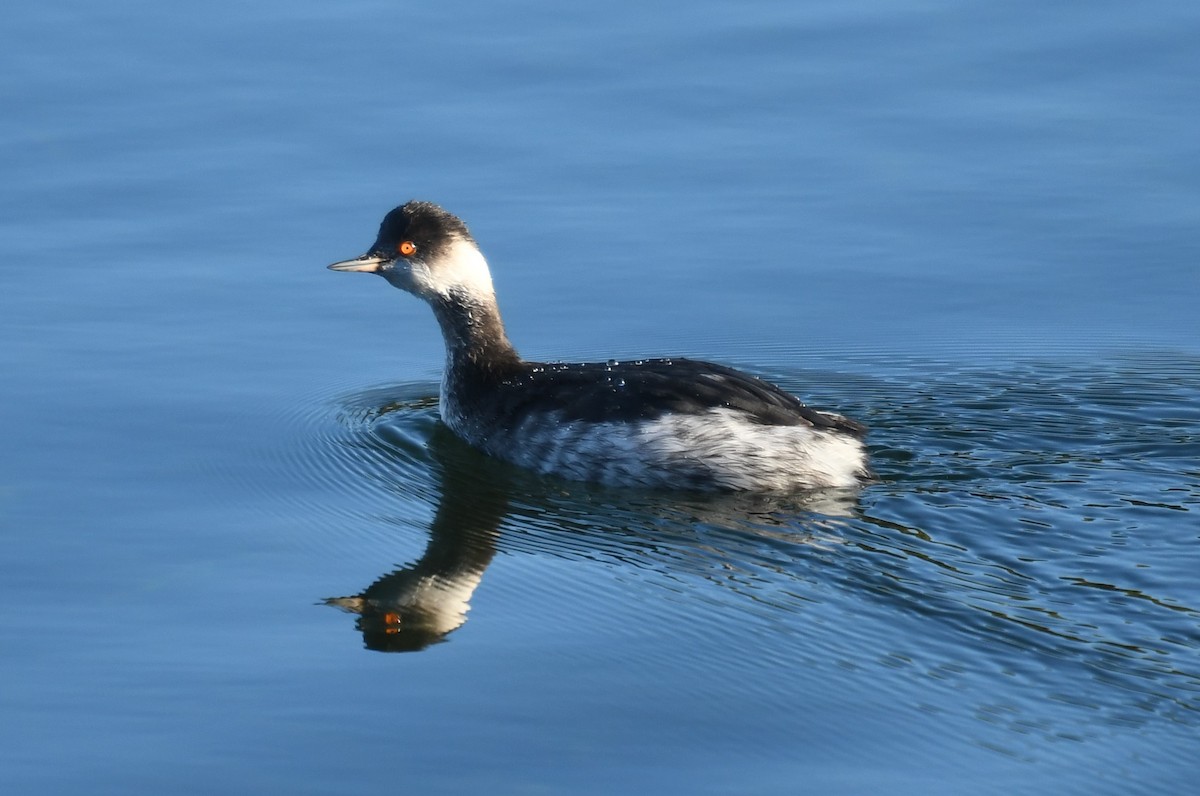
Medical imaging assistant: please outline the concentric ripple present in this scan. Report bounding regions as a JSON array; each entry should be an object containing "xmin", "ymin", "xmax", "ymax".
[{"xmin": 261, "ymin": 378, "xmax": 446, "ymax": 543}]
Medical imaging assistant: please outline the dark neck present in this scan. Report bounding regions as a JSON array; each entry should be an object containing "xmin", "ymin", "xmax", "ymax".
[{"xmin": 429, "ymin": 289, "xmax": 523, "ymax": 385}]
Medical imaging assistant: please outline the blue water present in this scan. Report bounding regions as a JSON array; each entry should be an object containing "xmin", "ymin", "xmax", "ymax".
[{"xmin": 3, "ymin": 1, "xmax": 1198, "ymax": 793}]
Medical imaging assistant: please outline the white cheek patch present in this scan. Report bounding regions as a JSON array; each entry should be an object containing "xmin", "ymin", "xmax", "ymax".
[
  {"xmin": 401, "ymin": 261, "xmax": 438, "ymax": 296},
  {"xmin": 419, "ymin": 238, "xmax": 495, "ymax": 300}
]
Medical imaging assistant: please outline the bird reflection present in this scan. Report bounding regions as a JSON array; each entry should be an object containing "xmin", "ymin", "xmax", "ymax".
[
  {"xmin": 324, "ymin": 449, "xmax": 509, "ymax": 653},
  {"xmin": 324, "ymin": 409, "xmax": 863, "ymax": 653}
]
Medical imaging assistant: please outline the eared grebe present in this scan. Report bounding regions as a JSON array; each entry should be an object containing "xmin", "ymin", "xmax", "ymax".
[{"xmin": 328, "ymin": 201, "xmax": 870, "ymax": 491}]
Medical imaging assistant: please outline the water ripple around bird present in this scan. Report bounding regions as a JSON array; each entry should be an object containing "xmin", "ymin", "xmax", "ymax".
[{"xmin": 281, "ymin": 352, "xmax": 1199, "ymax": 741}]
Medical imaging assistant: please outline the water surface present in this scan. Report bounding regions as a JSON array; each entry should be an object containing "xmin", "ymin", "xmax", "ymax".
[{"xmin": 2, "ymin": 1, "xmax": 1198, "ymax": 793}]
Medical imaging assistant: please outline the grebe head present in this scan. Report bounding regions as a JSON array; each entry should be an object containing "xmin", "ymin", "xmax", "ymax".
[{"xmin": 328, "ymin": 201, "xmax": 494, "ymax": 302}]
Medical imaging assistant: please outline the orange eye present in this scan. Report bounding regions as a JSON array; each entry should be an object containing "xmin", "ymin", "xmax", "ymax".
[{"xmin": 398, "ymin": 240, "xmax": 417, "ymax": 256}]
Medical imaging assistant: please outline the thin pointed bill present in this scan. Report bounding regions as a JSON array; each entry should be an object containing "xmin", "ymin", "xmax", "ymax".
[{"xmin": 328, "ymin": 254, "xmax": 388, "ymax": 273}]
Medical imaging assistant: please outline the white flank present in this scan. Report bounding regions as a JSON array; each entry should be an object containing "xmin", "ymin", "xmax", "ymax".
[{"xmin": 469, "ymin": 407, "xmax": 868, "ymax": 491}]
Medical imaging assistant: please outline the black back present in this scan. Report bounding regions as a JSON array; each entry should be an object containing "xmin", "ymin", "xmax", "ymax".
[{"xmin": 479, "ymin": 358, "xmax": 867, "ymax": 436}]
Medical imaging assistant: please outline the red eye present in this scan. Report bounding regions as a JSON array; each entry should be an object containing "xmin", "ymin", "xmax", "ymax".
[{"xmin": 398, "ymin": 240, "xmax": 417, "ymax": 256}]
